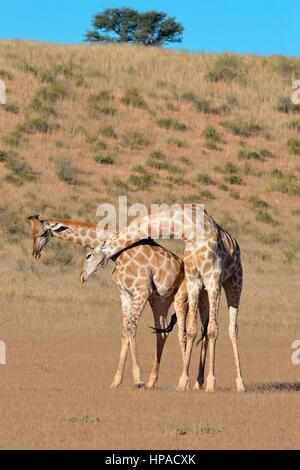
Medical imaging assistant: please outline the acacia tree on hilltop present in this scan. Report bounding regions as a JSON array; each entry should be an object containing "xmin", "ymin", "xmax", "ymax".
[{"xmin": 85, "ymin": 7, "xmax": 183, "ymax": 46}]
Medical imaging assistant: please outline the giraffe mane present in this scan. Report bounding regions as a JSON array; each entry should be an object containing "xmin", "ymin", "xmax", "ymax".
[{"xmin": 47, "ymin": 218, "xmax": 97, "ymax": 229}]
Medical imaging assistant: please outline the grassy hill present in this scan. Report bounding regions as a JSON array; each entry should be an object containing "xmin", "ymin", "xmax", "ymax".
[{"xmin": 0, "ymin": 40, "xmax": 300, "ymax": 270}]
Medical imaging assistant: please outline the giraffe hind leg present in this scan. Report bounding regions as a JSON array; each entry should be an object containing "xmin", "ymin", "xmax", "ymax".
[
  {"xmin": 146, "ymin": 297, "xmax": 172, "ymax": 389},
  {"xmin": 193, "ymin": 288, "xmax": 209, "ymax": 390},
  {"xmin": 223, "ymin": 271, "xmax": 245, "ymax": 392}
]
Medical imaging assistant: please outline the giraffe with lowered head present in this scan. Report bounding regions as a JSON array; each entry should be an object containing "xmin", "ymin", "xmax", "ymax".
[{"xmin": 27, "ymin": 215, "xmax": 187, "ymax": 388}]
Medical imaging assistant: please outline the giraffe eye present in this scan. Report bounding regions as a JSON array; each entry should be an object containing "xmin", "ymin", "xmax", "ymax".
[{"xmin": 86, "ymin": 253, "xmax": 92, "ymax": 260}]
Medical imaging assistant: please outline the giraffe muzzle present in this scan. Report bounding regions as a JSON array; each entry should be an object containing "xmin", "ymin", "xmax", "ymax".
[
  {"xmin": 32, "ymin": 250, "xmax": 41, "ymax": 260},
  {"xmin": 80, "ymin": 271, "xmax": 88, "ymax": 284}
]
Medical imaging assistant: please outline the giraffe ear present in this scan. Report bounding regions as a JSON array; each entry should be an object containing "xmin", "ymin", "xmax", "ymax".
[{"xmin": 27, "ymin": 215, "xmax": 42, "ymax": 227}]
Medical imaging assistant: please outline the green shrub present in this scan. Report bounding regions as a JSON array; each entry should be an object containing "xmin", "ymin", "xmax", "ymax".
[
  {"xmin": 248, "ymin": 195, "xmax": 269, "ymax": 210},
  {"xmin": 287, "ymin": 138, "xmax": 300, "ymax": 155},
  {"xmin": 92, "ymin": 140, "xmax": 107, "ymax": 151},
  {"xmin": 224, "ymin": 174, "xmax": 243, "ymax": 185},
  {"xmin": 179, "ymin": 156, "xmax": 191, "ymax": 165},
  {"xmin": 3, "ymin": 125, "xmax": 24, "ymax": 147},
  {"xmin": 168, "ymin": 138, "xmax": 186, "ymax": 148},
  {"xmin": 0, "ymin": 69, "xmax": 13, "ymax": 80},
  {"xmin": 100, "ymin": 125, "xmax": 117, "ymax": 139},
  {"xmin": 268, "ymin": 169, "xmax": 300, "ymax": 196},
  {"xmin": 55, "ymin": 157, "xmax": 77, "ymax": 184},
  {"xmin": 146, "ymin": 151, "xmax": 179, "ymax": 174},
  {"xmin": 156, "ymin": 117, "xmax": 188, "ymax": 132},
  {"xmin": 196, "ymin": 172, "xmax": 214, "ymax": 185},
  {"xmin": 0, "ymin": 150, "xmax": 10, "ymax": 162},
  {"xmin": 94, "ymin": 154, "xmax": 114, "ymax": 165},
  {"xmin": 110, "ymin": 176, "xmax": 127, "ymax": 190},
  {"xmin": 122, "ymin": 131, "xmax": 149, "ymax": 149},
  {"xmin": 203, "ymin": 125, "xmax": 222, "ymax": 149},
  {"xmin": 5, "ymin": 156, "xmax": 35, "ymax": 183},
  {"xmin": 274, "ymin": 94, "xmax": 300, "ymax": 114},
  {"xmin": 221, "ymin": 119, "xmax": 262, "ymax": 137},
  {"xmin": 24, "ymin": 117, "xmax": 50, "ymax": 134},
  {"xmin": 30, "ymin": 96, "xmax": 57, "ymax": 117},
  {"xmin": 36, "ymin": 82, "xmax": 68, "ymax": 103},
  {"xmin": 215, "ymin": 161, "xmax": 239, "ymax": 174},
  {"xmin": 238, "ymin": 148, "xmax": 263, "ymax": 161},
  {"xmin": 199, "ymin": 189, "xmax": 215, "ymax": 200},
  {"xmin": 4, "ymin": 103, "xmax": 19, "ymax": 114},
  {"xmin": 286, "ymin": 120, "xmax": 300, "ymax": 132},
  {"xmin": 218, "ymin": 183, "xmax": 229, "ymax": 191},
  {"xmin": 128, "ymin": 172, "xmax": 153, "ymax": 190},
  {"xmin": 205, "ymin": 55, "xmax": 245, "ymax": 83},
  {"xmin": 121, "ymin": 88, "xmax": 147, "ymax": 109},
  {"xmin": 270, "ymin": 56, "xmax": 299, "ymax": 78},
  {"xmin": 255, "ymin": 210, "xmax": 276, "ymax": 225},
  {"xmin": 292, "ymin": 208, "xmax": 300, "ymax": 216},
  {"xmin": 88, "ymin": 91, "xmax": 116, "ymax": 117},
  {"xmin": 181, "ymin": 92, "xmax": 228, "ymax": 115},
  {"xmin": 229, "ymin": 191, "xmax": 240, "ymax": 200},
  {"xmin": 89, "ymin": 90, "xmax": 112, "ymax": 103}
]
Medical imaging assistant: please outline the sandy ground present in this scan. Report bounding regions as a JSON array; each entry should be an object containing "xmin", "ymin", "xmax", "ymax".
[{"xmin": 0, "ymin": 264, "xmax": 299, "ymax": 449}]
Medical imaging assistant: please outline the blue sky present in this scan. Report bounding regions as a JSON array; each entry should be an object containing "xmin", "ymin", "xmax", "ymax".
[{"xmin": 1, "ymin": 0, "xmax": 299, "ymax": 57}]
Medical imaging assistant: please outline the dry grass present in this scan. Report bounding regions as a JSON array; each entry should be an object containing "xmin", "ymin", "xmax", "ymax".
[
  {"xmin": 0, "ymin": 253, "xmax": 299, "ymax": 450},
  {"xmin": 0, "ymin": 41, "xmax": 300, "ymax": 449},
  {"xmin": 0, "ymin": 41, "xmax": 300, "ymax": 269}
]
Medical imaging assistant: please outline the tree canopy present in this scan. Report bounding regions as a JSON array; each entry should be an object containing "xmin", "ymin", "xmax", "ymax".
[{"xmin": 85, "ymin": 8, "xmax": 183, "ymax": 46}]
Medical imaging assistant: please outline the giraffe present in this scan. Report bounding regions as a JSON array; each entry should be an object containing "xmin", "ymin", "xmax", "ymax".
[
  {"xmin": 27, "ymin": 215, "xmax": 185, "ymax": 388},
  {"xmin": 83, "ymin": 243, "xmax": 211, "ymax": 391},
  {"xmin": 97, "ymin": 204, "xmax": 245, "ymax": 392}
]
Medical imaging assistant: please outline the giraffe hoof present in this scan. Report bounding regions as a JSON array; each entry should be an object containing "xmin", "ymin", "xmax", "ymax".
[
  {"xmin": 236, "ymin": 378, "xmax": 245, "ymax": 392},
  {"xmin": 146, "ymin": 382, "xmax": 155, "ymax": 389},
  {"xmin": 134, "ymin": 382, "xmax": 145, "ymax": 390},
  {"xmin": 193, "ymin": 381, "xmax": 204, "ymax": 391},
  {"xmin": 109, "ymin": 382, "xmax": 121, "ymax": 389},
  {"xmin": 176, "ymin": 382, "xmax": 190, "ymax": 392},
  {"xmin": 205, "ymin": 376, "xmax": 216, "ymax": 392}
]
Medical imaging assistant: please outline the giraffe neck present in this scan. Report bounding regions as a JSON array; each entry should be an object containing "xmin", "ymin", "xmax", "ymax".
[
  {"xmin": 47, "ymin": 219, "xmax": 100, "ymax": 249},
  {"xmin": 106, "ymin": 205, "xmax": 208, "ymax": 257}
]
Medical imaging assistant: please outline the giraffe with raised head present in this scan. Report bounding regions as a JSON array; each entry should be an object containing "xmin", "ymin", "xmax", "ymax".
[
  {"xmin": 27, "ymin": 215, "xmax": 186, "ymax": 389},
  {"xmin": 98, "ymin": 204, "xmax": 245, "ymax": 392}
]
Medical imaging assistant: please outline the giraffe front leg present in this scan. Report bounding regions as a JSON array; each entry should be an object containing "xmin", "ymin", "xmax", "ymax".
[
  {"xmin": 228, "ymin": 306, "xmax": 245, "ymax": 392},
  {"xmin": 223, "ymin": 271, "xmax": 245, "ymax": 392},
  {"xmin": 110, "ymin": 328, "xmax": 130, "ymax": 389},
  {"xmin": 110, "ymin": 292, "xmax": 132, "ymax": 389},
  {"xmin": 146, "ymin": 298, "xmax": 172, "ymax": 389},
  {"xmin": 127, "ymin": 293, "xmax": 148, "ymax": 388}
]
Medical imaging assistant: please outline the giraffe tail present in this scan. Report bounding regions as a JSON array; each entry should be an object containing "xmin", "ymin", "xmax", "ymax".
[
  {"xmin": 196, "ymin": 323, "xmax": 208, "ymax": 346},
  {"xmin": 150, "ymin": 313, "xmax": 177, "ymax": 334}
]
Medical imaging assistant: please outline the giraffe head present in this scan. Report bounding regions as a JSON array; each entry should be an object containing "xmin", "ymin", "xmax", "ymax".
[
  {"xmin": 27, "ymin": 215, "xmax": 53, "ymax": 259},
  {"xmin": 80, "ymin": 246, "xmax": 109, "ymax": 284}
]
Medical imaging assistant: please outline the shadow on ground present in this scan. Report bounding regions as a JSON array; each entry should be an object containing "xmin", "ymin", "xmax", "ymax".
[{"xmin": 248, "ymin": 382, "xmax": 300, "ymax": 392}]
